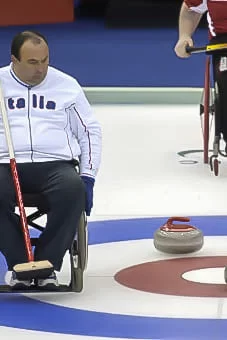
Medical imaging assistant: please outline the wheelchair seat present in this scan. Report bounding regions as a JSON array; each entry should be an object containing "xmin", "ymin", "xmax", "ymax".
[{"xmin": 0, "ymin": 192, "xmax": 88, "ymax": 293}]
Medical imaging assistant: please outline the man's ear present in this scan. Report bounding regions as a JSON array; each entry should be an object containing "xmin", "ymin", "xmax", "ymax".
[{"xmin": 11, "ymin": 55, "xmax": 19, "ymax": 64}]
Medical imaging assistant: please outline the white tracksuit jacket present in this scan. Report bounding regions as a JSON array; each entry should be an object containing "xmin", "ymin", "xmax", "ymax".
[{"xmin": 0, "ymin": 64, "xmax": 102, "ymax": 179}]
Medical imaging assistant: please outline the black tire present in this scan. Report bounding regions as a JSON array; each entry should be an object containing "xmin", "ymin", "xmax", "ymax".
[
  {"xmin": 224, "ymin": 267, "xmax": 227, "ymax": 283},
  {"xmin": 72, "ymin": 268, "xmax": 83, "ymax": 292}
]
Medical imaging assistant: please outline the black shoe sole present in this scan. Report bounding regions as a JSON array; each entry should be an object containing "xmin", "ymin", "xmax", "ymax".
[
  {"xmin": 10, "ymin": 283, "xmax": 32, "ymax": 290},
  {"xmin": 36, "ymin": 283, "xmax": 60, "ymax": 291}
]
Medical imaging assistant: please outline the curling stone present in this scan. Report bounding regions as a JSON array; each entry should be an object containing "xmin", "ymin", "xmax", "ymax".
[{"xmin": 153, "ymin": 217, "xmax": 204, "ymax": 254}]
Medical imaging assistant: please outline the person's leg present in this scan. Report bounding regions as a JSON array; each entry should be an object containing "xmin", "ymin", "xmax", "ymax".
[
  {"xmin": 0, "ymin": 164, "xmax": 32, "ymax": 288},
  {"xmin": 33, "ymin": 161, "xmax": 85, "ymax": 286},
  {"xmin": 0, "ymin": 164, "xmax": 28, "ymax": 269},
  {"xmin": 213, "ymin": 54, "xmax": 227, "ymax": 148},
  {"xmin": 210, "ymin": 35, "xmax": 227, "ymax": 150}
]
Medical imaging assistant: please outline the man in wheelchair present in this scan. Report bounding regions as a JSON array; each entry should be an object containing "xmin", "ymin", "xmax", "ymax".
[
  {"xmin": 0, "ymin": 31, "xmax": 102, "ymax": 289},
  {"xmin": 174, "ymin": 0, "xmax": 227, "ymax": 154}
]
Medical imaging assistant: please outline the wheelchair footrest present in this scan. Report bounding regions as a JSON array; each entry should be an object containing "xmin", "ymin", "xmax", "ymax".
[{"xmin": 0, "ymin": 284, "xmax": 73, "ymax": 293}]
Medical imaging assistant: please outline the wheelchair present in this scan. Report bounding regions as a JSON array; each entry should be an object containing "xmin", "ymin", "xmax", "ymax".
[
  {"xmin": 0, "ymin": 192, "xmax": 88, "ymax": 293},
  {"xmin": 201, "ymin": 55, "xmax": 227, "ymax": 176}
]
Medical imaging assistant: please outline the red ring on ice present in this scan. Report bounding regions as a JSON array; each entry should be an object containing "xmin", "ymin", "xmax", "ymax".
[{"xmin": 115, "ymin": 256, "xmax": 227, "ymax": 297}]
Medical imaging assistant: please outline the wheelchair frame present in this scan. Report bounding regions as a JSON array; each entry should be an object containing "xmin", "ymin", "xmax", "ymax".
[{"xmin": 0, "ymin": 193, "xmax": 88, "ymax": 293}]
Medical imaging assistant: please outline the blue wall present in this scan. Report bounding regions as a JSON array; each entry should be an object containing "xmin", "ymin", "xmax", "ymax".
[{"xmin": 0, "ymin": 19, "xmax": 208, "ymax": 87}]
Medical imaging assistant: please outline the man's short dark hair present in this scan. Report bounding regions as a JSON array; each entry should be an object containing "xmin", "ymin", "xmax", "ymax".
[{"xmin": 11, "ymin": 31, "xmax": 48, "ymax": 60}]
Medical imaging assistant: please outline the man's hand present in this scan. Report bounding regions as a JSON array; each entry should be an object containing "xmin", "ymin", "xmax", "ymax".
[
  {"xmin": 174, "ymin": 36, "xmax": 194, "ymax": 58},
  {"xmin": 81, "ymin": 176, "xmax": 95, "ymax": 216}
]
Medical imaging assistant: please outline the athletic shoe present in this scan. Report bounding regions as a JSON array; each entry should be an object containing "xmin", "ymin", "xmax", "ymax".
[
  {"xmin": 36, "ymin": 271, "xmax": 59, "ymax": 290},
  {"xmin": 9, "ymin": 271, "xmax": 32, "ymax": 289}
]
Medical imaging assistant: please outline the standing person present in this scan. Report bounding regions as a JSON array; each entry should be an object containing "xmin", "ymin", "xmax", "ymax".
[
  {"xmin": 0, "ymin": 30, "xmax": 102, "ymax": 289},
  {"xmin": 174, "ymin": 1, "xmax": 227, "ymax": 151}
]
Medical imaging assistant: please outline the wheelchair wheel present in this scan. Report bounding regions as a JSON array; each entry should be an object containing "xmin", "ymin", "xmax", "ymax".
[
  {"xmin": 213, "ymin": 158, "xmax": 219, "ymax": 176},
  {"xmin": 72, "ymin": 267, "xmax": 83, "ymax": 292},
  {"xmin": 69, "ymin": 212, "xmax": 88, "ymax": 292},
  {"xmin": 77, "ymin": 212, "xmax": 88, "ymax": 271},
  {"xmin": 69, "ymin": 245, "xmax": 84, "ymax": 292},
  {"xmin": 224, "ymin": 266, "xmax": 227, "ymax": 283},
  {"xmin": 201, "ymin": 56, "xmax": 214, "ymax": 164}
]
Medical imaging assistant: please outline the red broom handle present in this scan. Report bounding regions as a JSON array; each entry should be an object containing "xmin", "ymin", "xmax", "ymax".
[
  {"xmin": 0, "ymin": 81, "xmax": 33, "ymax": 262},
  {"xmin": 10, "ymin": 159, "xmax": 33, "ymax": 261}
]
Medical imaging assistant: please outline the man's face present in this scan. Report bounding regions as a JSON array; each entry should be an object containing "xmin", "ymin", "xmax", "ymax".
[{"xmin": 12, "ymin": 39, "xmax": 49, "ymax": 86}]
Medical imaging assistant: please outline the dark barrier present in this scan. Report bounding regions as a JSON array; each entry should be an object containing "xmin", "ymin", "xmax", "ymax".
[
  {"xmin": 0, "ymin": 0, "xmax": 74, "ymax": 26},
  {"xmin": 105, "ymin": 0, "xmax": 181, "ymax": 28}
]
